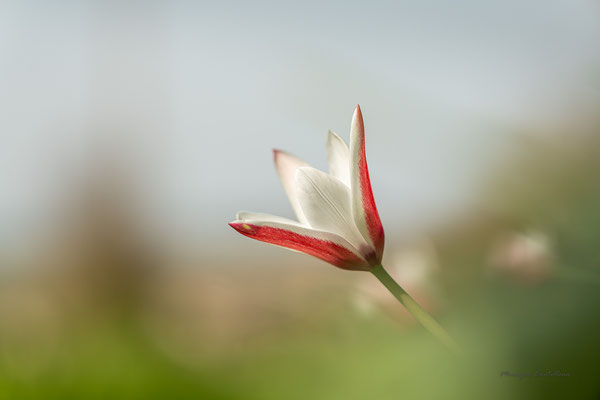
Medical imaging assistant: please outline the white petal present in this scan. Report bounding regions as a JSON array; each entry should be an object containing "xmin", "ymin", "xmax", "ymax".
[
  {"xmin": 273, "ymin": 150, "xmax": 310, "ymax": 225},
  {"xmin": 236, "ymin": 211, "xmax": 302, "ymax": 226},
  {"xmin": 326, "ymin": 130, "xmax": 351, "ymax": 186},
  {"xmin": 295, "ymin": 166, "xmax": 371, "ymax": 254}
]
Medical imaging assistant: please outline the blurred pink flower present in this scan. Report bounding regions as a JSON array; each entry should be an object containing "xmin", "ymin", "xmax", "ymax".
[
  {"xmin": 229, "ymin": 106, "xmax": 384, "ymax": 271},
  {"xmin": 488, "ymin": 230, "xmax": 553, "ymax": 283}
]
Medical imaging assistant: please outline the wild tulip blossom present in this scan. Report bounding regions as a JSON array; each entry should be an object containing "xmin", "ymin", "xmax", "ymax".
[
  {"xmin": 230, "ymin": 105, "xmax": 383, "ymax": 271},
  {"xmin": 229, "ymin": 105, "xmax": 459, "ymax": 353}
]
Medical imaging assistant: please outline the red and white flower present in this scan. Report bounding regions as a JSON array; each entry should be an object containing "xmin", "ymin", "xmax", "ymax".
[{"xmin": 229, "ymin": 105, "xmax": 384, "ymax": 271}]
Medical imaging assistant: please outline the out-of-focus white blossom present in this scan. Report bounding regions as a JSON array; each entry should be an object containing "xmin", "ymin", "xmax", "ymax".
[{"xmin": 488, "ymin": 230, "xmax": 553, "ymax": 284}]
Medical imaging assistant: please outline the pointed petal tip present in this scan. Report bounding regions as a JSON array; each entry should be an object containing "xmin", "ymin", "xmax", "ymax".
[
  {"xmin": 352, "ymin": 105, "xmax": 364, "ymax": 131},
  {"xmin": 273, "ymin": 149, "xmax": 289, "ymax": 164},
  {"xmin": 327, "ymin": 130, "xmax": 346, "ymax": 143},
  {"xmin": 272, "ymin": 148, "xmax": 293, "ymax": 162},
  {"xmin": 229, "ymin": 221, "xmax": 256, "ymax": 235},
  {"xmin": 326, "ymin": 130, "xmax": 335, "ymax": 144},
  {"xmin": 235, "ymin": 210, "xmax": 255, "ymax": 221}
]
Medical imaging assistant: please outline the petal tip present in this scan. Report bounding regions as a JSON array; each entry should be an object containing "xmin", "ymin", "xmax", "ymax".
[
  {"xmin": 272, "ymin": 148, "xmax": 292, "ymax": 163},
  {"xmin": 327, "ymin": 130, "xmax": 344, "ymax": 143},
  {"xmin": 273, "ymin": 149, "xmax": 287, "ymax": 165},
  {"xmin": 229, "ymin": 221, "xmax": 255, "ymax": 234},
  {"xmin": 228, "ymin": 221, "xmax": 239, "ymax": 229},
  {"xmin": 352, "ymin": 105, "xmax": 364, "ymax": 131}
]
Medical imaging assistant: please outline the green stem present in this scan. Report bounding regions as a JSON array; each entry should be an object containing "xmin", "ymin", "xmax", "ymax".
[{"xmin": 370, "ymin": 264, "xmax": 461, "ymax": 355}]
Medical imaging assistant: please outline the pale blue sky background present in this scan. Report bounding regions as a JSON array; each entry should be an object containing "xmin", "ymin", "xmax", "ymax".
[{"xmin": 1, "ymin": 1, "xmax": 599, "ymax": 257}]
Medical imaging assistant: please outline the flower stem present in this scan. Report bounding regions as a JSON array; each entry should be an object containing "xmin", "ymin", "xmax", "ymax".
[{"xmin": 370, "ymin": 264, "xmax": 461, "ymax": 354}]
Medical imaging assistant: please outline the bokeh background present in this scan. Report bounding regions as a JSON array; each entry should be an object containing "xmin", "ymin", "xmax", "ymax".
[{"xmin": 1, "ymin": 1, "xmax": 600, "ymax": 399}]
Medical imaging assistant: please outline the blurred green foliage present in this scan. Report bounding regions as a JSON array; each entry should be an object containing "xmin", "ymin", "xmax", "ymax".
[{"xmin": 1, "ymin": 129, "xmax": 599, "ymax": 400}]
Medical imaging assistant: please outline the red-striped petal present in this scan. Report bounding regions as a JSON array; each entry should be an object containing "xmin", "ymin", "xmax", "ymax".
[
  {"xmin": 350, "ymin": 105, "xmax": 385, "ymax": 262},
  {"xmin": 229, "ymin": 221, "xmax": 370, "ymax": 271}
]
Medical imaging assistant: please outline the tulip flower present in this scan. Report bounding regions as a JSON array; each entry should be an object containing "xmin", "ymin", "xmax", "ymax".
[
  {"xmin": 229, "ymin": 105, "xmax": 459, "ymax": 353},
  {"xmin": 230, "ymin": 105, "xmax": 382, "ymax": 271}
]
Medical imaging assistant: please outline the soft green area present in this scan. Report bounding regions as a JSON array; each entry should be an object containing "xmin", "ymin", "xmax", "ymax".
[
  {"xmin": 0, "ymin": 279, "xmax": 598, "ymax": 400},
  {"xmin": 1, "ymin": 134, "xmax": 599, "ymax": 399}
]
